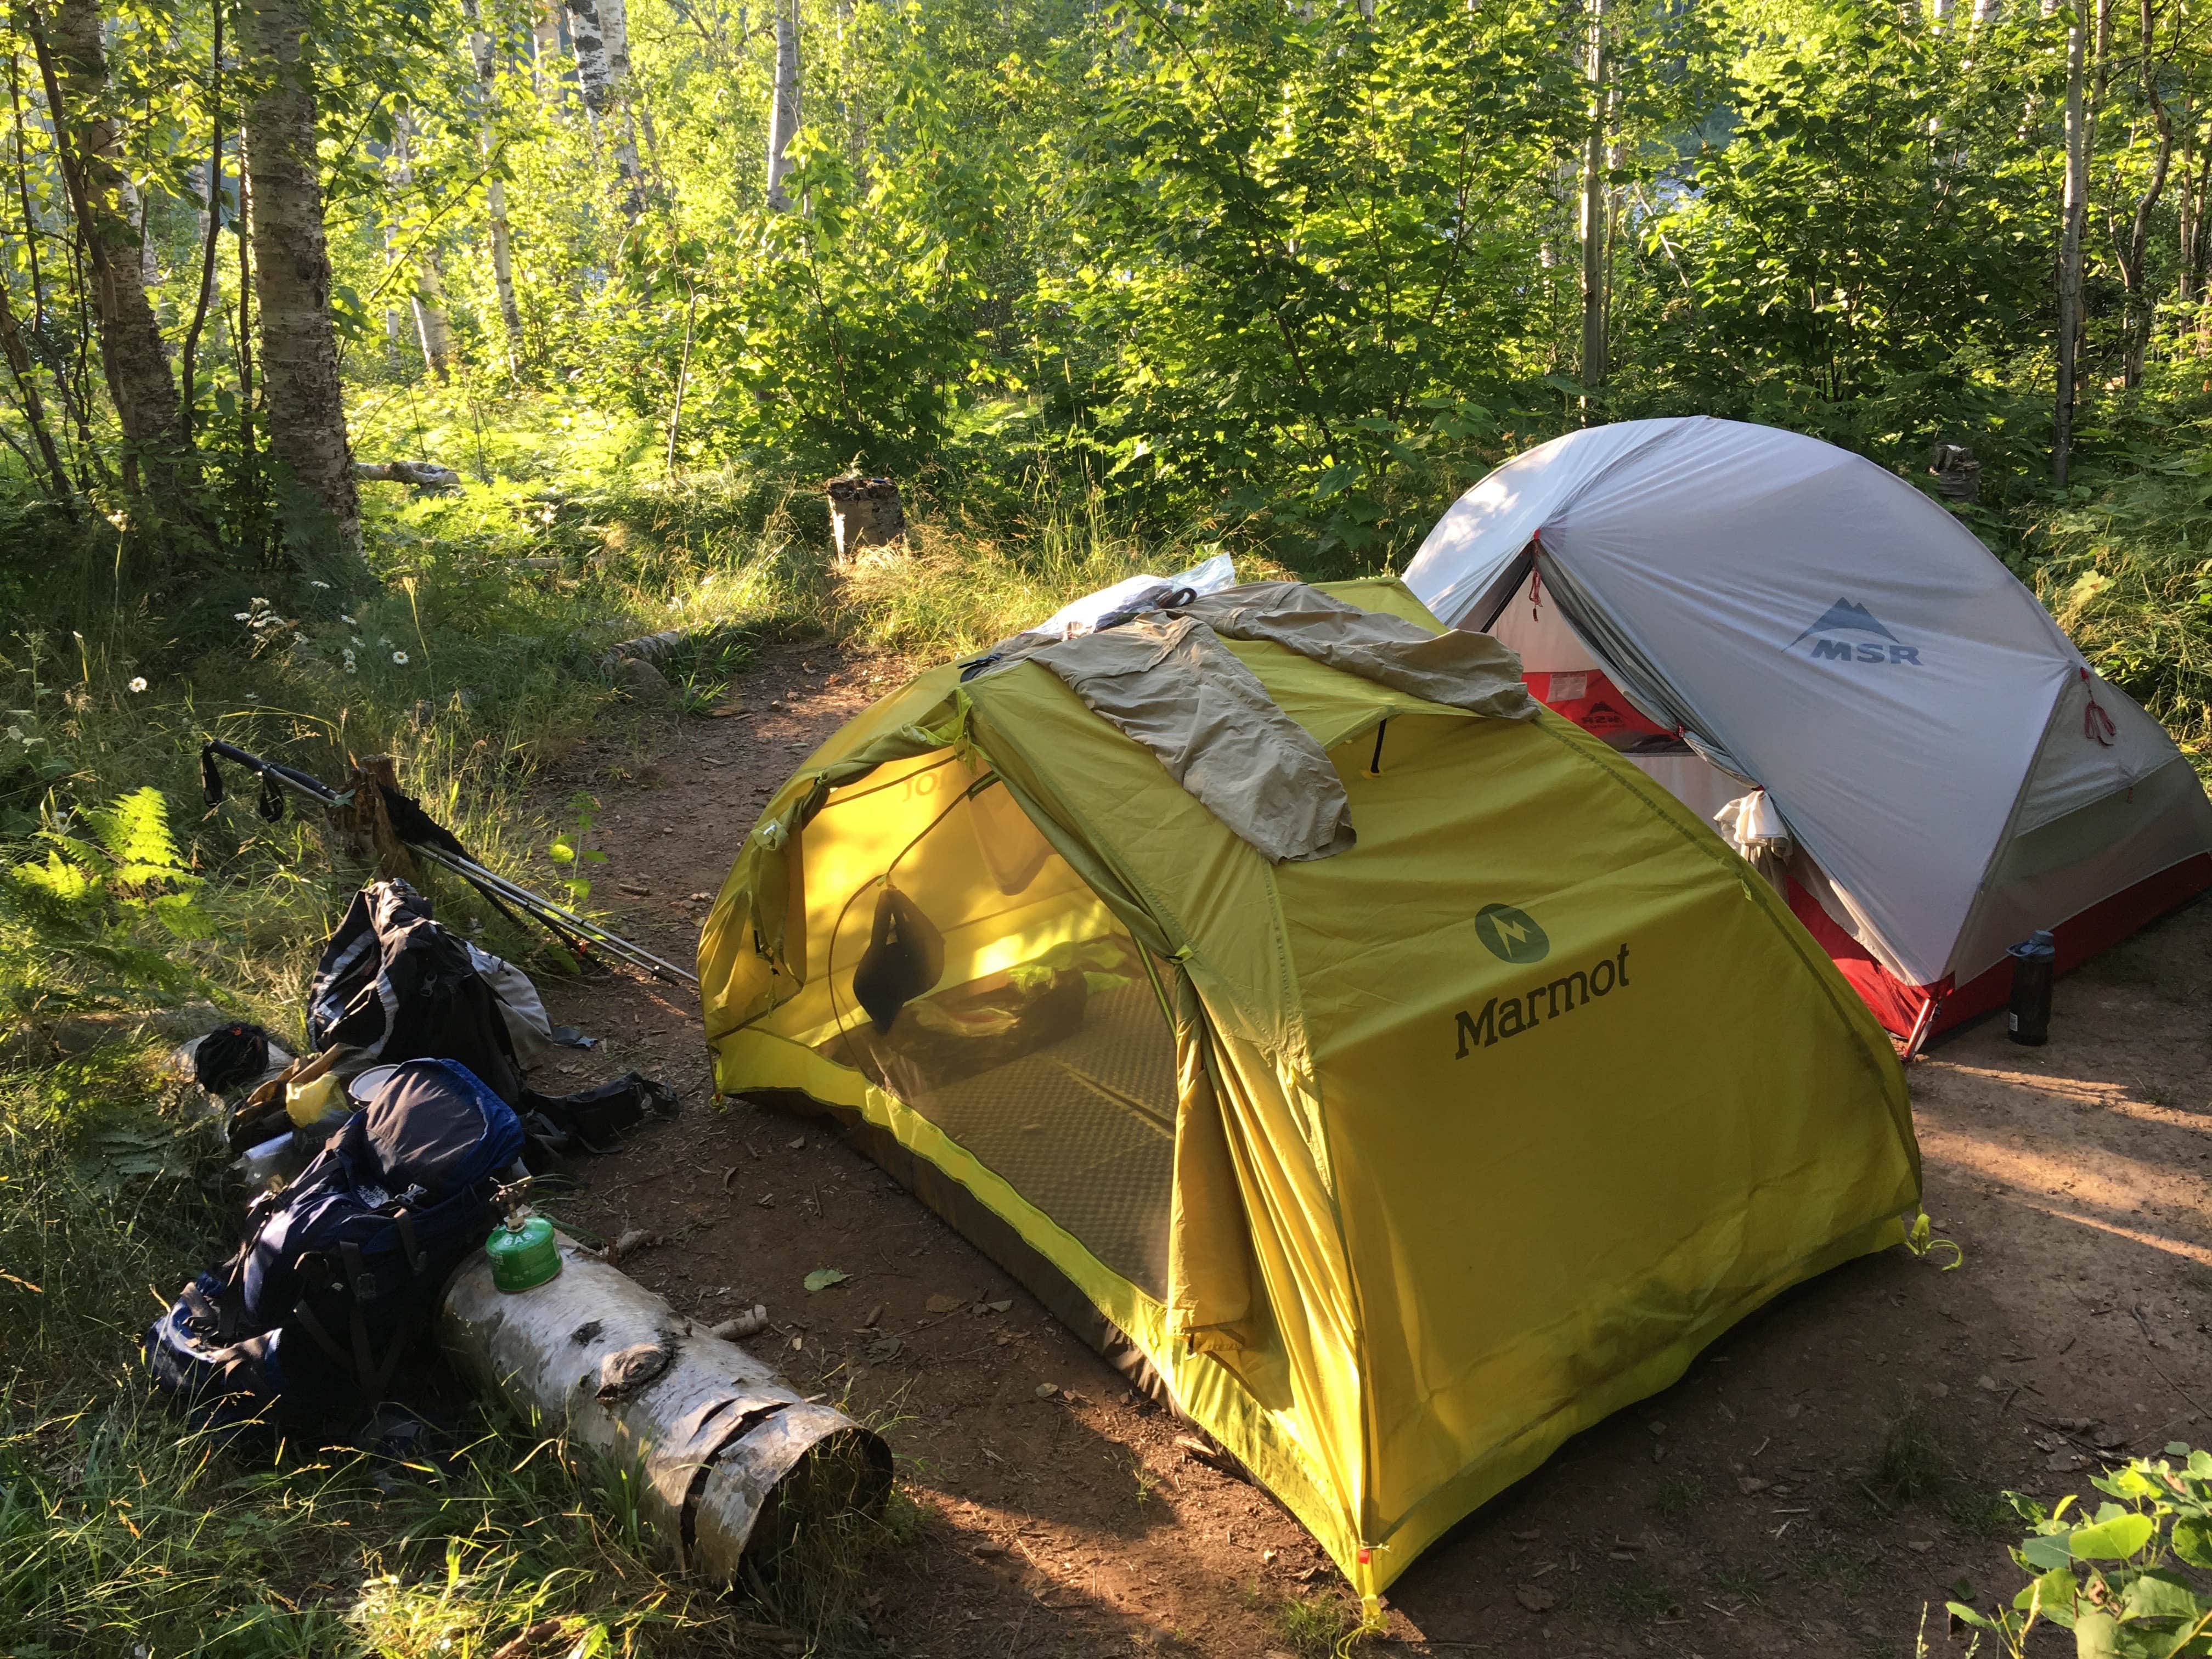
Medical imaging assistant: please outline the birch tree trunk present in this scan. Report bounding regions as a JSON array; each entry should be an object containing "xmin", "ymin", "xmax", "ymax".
[
  {"xmin": 241, "ymin": 0, "xmax": 360, "ymax": 562},
  {"xmin": 766, "ymin": 0, "xmax": 800, "ymax": 211},
  {"xmin": 463, "ymin": 0, "xmax": 526, "ymax": 370},
  {"xmin": 2115, "ymin": 0, "xmax": 2171, "ymax": 388},
  {"xmin": 2054, "ymin": 0, "xmax": 2087, "ymax": 484},
  {"xmin": 563, "ymin": 0, "xmax": 613, "ymax": 120},
  {"xmin": 35, "ymin": 0, "xmax": 190, "ymax": 516},
  {"xmin": 596, "ymin": 0, "xmax": 644, "ymax": 207},
  {"xmin": 1577, "ymin": 0, "xmax": 1607, "ymax": 397},
  {"xmin": 533, "ymin": 0, "xmax": 568, "ymax": 101},
  {"xmin": 0, "ymin": 279, "xmax": 74, "ymax": 507},
  {"xmin": 393, "ymin": 114, "xmax": 454, "ymax": 379}
]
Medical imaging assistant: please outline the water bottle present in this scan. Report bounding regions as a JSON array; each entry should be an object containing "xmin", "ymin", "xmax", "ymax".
[{"xmin": 2006, "ymin": 929, "xmax": 2056, "ymax": 1046}]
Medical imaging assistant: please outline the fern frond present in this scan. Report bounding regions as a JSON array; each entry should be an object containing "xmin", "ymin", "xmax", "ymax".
[{"xmin": 87, "ymin": 788, "xmax": 185, "ymax": 875}]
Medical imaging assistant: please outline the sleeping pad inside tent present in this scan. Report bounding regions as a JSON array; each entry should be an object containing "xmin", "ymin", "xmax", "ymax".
[{"xmin": 697, "ymin": 577, "xmax": 1922, "ymax": 1605}]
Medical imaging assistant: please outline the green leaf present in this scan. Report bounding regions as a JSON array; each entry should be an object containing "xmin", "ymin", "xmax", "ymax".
[
  {"xmin": 1946, "ymin": 1602, "xmax": 1995, "ymax": 1630},
  {"xmin": 2015, "ymin": 1565, "xmax": 2076, "ymax": 1618},
  {"xmin": 2023, "ymin": 1534, "xmax": 2077, "ymax": 1572},
  {"xmin": 2071, "ymin": 1610, "xmax": 2121, "ymax": 1659},
  {"xmin": 803, "ymin": 1268, "xmax": 851, "ymax": 1292},
  {"xmin": 2071, "ymin": 1513, "xmax": 2157, "ymax": 1561},
  {"xmin": 2120, "ymin": 1570, "xmax": 2204, "ymax": 1622},
  {"xmin": 2172, "ymin": 1519, "xmax": 2212, "ymax": 1570}
]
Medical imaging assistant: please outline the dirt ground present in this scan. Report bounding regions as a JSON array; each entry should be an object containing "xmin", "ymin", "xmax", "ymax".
[{"xmin": 523, "ymin": 640, "xmax": 2212, "ymax": 1659}]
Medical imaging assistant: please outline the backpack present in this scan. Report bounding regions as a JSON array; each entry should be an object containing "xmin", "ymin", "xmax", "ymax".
[
  {"xmin": 225, "ymin": 882, "xmax": 545, "ymax": 1155},
  {"xmin": 307, "ymin": 881, "xmax": 531, "ymax": 1102},
  {"xmin": 145, "ymin": 1058, "xmax": 523, "ymax": 1437}
]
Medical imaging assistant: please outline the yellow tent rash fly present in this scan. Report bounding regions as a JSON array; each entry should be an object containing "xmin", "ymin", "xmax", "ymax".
[{"xmin": 696, "ymin": 576, "xmax": 1922, "ymax": 1600}]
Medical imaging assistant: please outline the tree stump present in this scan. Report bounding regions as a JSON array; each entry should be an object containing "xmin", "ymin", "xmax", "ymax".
[
  {"xmin": 1929, "ymin": 443, "xmax": 1980, "ymax": 504},
  {"xmin": 825, "ymin": 476, "xmax": 906, "ymax": 564},
  {"xmin": 332, "ymin": 753, "xmax": 418, "ymax": 880}
]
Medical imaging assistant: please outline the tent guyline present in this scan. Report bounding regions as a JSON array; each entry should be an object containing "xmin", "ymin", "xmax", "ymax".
[{"xmin": 199, "ymin": 738, "xmax": 699, "ymax": 989}]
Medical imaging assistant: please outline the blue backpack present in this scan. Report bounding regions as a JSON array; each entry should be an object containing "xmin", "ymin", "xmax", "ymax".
[{"xmin": 146, "ymin": 1058, "xmax": 523, "ymax": 1436}]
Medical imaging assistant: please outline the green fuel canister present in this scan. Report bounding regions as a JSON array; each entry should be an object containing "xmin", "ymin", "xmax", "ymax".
[{"xmin": 486, "ymin": 1212, "xmax": 562, "ymax": 1291}]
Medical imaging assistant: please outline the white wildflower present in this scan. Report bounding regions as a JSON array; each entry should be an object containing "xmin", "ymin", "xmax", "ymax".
[
  {"xmin": 293, "ymin": 633, "xmax": 308, "ymax": 645},
  {"xmin": 351, "ymin": 637, "xmax": 364, "ymax": 647},
  {"xmin": 345, "ymin": 660, "xmax": 357, "ymax": 674},
  {"xmin": 340, "ymin": 614, "xmax": 356, "ymax": 625},
  {"xmin": 392, "ymin": 650, "xmax": 410, "ymax": 665},
  {"xmin": 127, "ymin": 676, "xmax": 148, "ymax": 693},
  {"xmin": 310, "ymin": 579, "xmax": 331, "ymax": 589},
  {"xmin": 234, "ymin": 612, "xmax": 251, "ymax": 622},
  {"xmin": 4, "ymin": 726, "xmax": 21, "ymax": 742}
]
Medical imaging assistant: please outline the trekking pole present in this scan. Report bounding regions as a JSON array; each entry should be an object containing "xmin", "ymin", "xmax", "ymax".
[
  {"xmin": 405, "ymin": 842, "xmax": 698, "ymax": 988},
  {"xmin": 199, "ymin": 738, "xmax": 700, "ymax": 990}
]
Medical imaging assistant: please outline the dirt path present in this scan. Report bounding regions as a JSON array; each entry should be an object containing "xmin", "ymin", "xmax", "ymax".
[{"xmin": 525, "ymin": 642, "xmax": 2212, "ymax": 1659}]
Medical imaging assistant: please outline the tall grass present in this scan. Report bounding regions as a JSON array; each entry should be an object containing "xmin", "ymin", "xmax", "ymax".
[
  {"xmin": 0, "ymin": 450, "xmax": 1211, "ymax": 1657},
  {"xmin": 2029, "ymin": 435, "xmax": 2212, "ymax": 778}
]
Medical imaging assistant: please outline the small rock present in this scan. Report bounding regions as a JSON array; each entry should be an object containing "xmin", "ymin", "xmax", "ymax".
[
  {"xmin": 1738, "ymin": 1476, "xmax": 1769, "ymax": 1494},
  {"xmin": 973, "ymin": 1541, "xmax": 1007, "ymax": 1558},
  {"xmin": 1515, "ymin": 1585, "xmax": 1557, "ymax": 1613},
  {"xmin": 1784, "ymin": 1402, "xmax": 1803, "ymax": 1419},
  {"xmin": 926, "ymin": 1294, "xmax": 964, "ymax": 1313},
  {"xmin": 1929, "ymin": 1382, "xmax": 1949, "ymax": 1398},
  {"xmin": 788, "ymin": 1135, "xmax": 806, "ymax": 1150},
  {"xmin": 1978, "ymin": 1375, "xmax": 2001, "ymax": 1392},
  {"xmin": 609, "ymin": 1227, "xmax": 659, "ymax": 1262},
  {"xmin": 1908, "ymin": 1541, "xmax": 1933, "ymax": 1553},
  {"xmin": 1651, "ymin": 1443, "xmax": 1668, "ymax": 1463},
  {"xmin": 1035, "ymin": 1383, "xmax": 1058, "ymax": 1400},
  {"xmin": 615, "ymin": 656, "xmax": 674, "ymax": 704}
]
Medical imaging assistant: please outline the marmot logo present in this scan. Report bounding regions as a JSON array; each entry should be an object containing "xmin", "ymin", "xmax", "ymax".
[
  {"xmin": 1474, "ymin": 903, "xmax": 1549, "ymax": 964},
  {"xmin": 1455, "ymin": 945, "xmax": 1631, "ymax": 1055}
]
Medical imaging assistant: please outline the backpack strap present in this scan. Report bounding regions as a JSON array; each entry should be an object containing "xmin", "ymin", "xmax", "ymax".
[
  {"xmin": 394, "ymin": 1212, "xmax": 425, "ymax": 1276},
  {"xmin": 179, "ymin": 1278, "xmax": 240, "ymax": 1345},
  {"xmin": 337, "ymin": 1242, "xmax": 408, "ymax": 1404}
]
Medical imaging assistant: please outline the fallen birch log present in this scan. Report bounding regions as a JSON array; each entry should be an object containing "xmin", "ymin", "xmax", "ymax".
[
  {"xmin": 443, "ymin": 1232, "xmax": 891, "ymax": 1581},
  {"xmin": 354, "ymin": 460, "xmax": 463, "ymax": 492}
]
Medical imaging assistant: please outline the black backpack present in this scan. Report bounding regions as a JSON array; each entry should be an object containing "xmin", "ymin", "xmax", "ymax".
[
  {"xmin": 309, "ymin": 881, "xmax": 524, "ymax": 1101},
  {"xmin": 145, "ymin": 1059, "xmax": 523, "ymax": 1437}
]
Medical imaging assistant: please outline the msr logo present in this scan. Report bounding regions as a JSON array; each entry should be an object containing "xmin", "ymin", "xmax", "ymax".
[
  {"xmin": 1475, "ymin": 903, "xmax": 1550, "ymax": 964},
  {"xmin": 1786, "ymin": 598, "xmax": 1922, "ymax": 666}
]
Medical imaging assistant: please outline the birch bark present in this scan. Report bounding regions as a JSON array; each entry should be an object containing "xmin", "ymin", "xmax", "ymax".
[
  {"xmin": 766, "ymin": 0, "xmax": 800, "ymax": 210},
  {"xmin": 36, "ymin": 0, "xmax": 188, "ymax": 511},
  {"xmin": 1577, "ymin": 0, "xmax": 1607, "ymax": 396},
  {"xmin": 2115, "ymin": 0, "xmax": 2171, "ymax": 387},
  {"xmin": 241, "ymin": 0, "xmax": 360, "ymax": 560},
  {"xmin": 462, "ymin": 0, "xmax": 524, "ymax": 371},
  {"xmin": 2054, "ymin": 0, "xmax": 2087, "ymax": 484},
  {"xmin": 393, "ymin": 113, "xmax": 454, "ymax": 379}
]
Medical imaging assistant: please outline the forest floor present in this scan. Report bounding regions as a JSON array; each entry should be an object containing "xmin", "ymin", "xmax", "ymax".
[{"xmin": 528, "ymin": 640, "xmax": 2212, "ymax": 1659}]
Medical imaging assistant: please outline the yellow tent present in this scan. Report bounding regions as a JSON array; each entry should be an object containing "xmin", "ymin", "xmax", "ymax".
[{"xmin": 698, "ymin": 578, "xmax": 1920, "ymax": 1607}]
